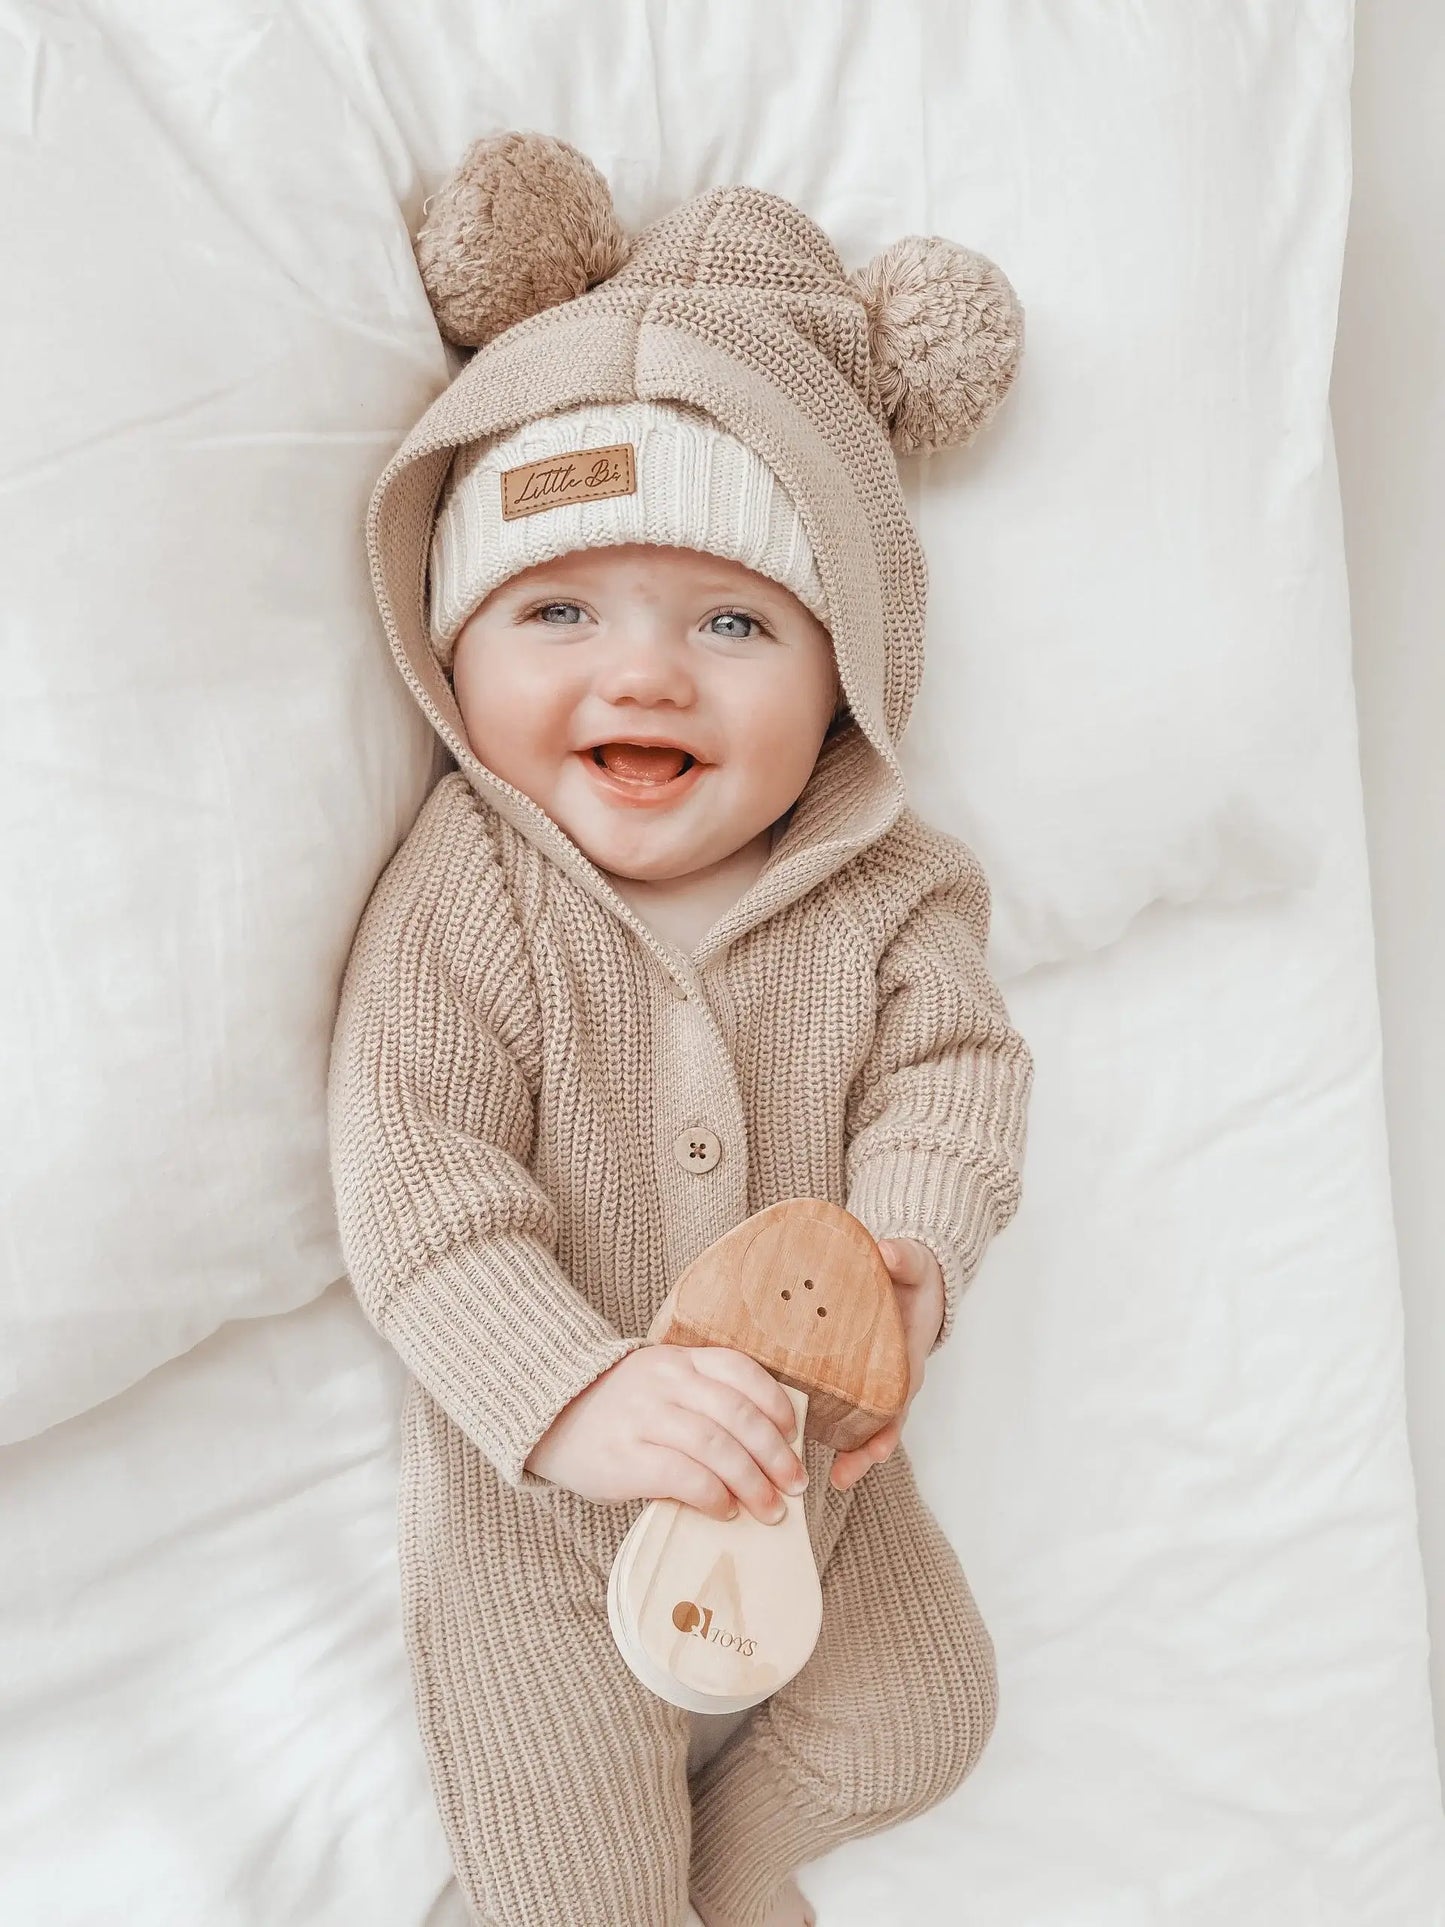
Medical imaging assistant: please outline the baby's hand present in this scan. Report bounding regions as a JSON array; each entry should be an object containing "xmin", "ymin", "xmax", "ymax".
[
  {"xmin": 829, "ymin": 1238, "xmax": 946, "ymax": 1494},
  {"xmin": 523, "ymin": 1343, "xmax": 808, "ymax": 1524}
]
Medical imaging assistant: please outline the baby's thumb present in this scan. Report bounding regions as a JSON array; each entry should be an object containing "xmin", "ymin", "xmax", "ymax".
[{"xmin": 879, "ymin": 1237, "xmax": 918, "ymax": 1278}]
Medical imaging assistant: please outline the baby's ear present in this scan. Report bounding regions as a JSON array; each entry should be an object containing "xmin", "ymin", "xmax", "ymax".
[
  {"xmin": 414, "ymin": 130, "xmax": 633, "ymax": 350},
  {"xmin": 849, "ymin": 237, "xmax": 1024, "ymax": 456}
]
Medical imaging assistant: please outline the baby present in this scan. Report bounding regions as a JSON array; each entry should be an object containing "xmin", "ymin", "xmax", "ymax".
[{"xmin": 328, "ymin": 132, "xmax": 1033, "ymax": 1927}]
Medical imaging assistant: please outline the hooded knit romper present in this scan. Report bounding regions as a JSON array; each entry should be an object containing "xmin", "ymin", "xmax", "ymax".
[{"xmin": 327, "ymin": 134, "xmax": 1033, "ymax": 1927}]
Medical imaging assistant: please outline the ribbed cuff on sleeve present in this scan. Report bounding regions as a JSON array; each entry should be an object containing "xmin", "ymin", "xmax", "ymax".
[
  {"xmin": 379, "ymin": 1235, "xmax": 647, "ymax": 1492},
  {"xmin": 846, "ymin": 1148, "xmax": 1006, "ymax": 1355}
]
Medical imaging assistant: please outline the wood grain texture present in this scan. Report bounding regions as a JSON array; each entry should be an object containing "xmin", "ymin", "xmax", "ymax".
[{"xmin": 646, "ymin": 1199, "xmax": 910, "ymax": 1452}]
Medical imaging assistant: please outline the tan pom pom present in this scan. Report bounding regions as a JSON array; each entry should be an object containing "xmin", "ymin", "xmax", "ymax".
[
  {"xmin": 414, "ymin": 130, "xmax": 632, "ymax": 349},
  {"xmin": 851, "ymin": 236, "xmax": 1024, "ymax": 455}
]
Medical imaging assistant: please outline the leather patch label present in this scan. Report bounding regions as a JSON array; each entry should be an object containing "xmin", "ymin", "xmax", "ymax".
[{"xmin": 500, "ymin": 442, "xmax": 637, "ymax": 521}]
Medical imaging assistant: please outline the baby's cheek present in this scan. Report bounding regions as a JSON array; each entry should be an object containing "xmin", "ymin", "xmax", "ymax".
[{"xmin": 734, "ymin": 724, "xmax": 823, "ymax": 813}]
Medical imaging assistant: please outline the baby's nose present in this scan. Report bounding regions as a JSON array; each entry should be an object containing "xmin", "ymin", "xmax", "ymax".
[{"xmin": 595, "ymin": 636, "xmax": 697, "ymax": 702}]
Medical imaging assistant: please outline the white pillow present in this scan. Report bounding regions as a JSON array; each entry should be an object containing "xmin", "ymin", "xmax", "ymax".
[
  {"xmin": 0, "ymin": 0, "xmax": 1341, "ymax": 1437},
  {"xmin": 0, "ymin": 11, "xmax": 441, "ymax": 1439},
  {"xmin": 879, "ymin": 18, "xmax": 1343, "ymax": 981}
]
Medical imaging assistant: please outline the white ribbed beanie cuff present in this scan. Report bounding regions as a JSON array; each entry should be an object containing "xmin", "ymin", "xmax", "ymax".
[{"xmin": 426, "ymin": 399, "xmax": 830, "ymax": 672}]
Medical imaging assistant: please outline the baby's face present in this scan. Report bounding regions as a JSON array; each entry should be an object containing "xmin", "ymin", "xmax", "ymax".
[{"xmin": 451, "ymin": 543, "xmax": 842, "ymax": 883}]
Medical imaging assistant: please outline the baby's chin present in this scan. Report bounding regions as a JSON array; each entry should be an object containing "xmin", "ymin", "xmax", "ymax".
[
  {"xmin": 567, "ymin": 816, "xmax": 757, "ymax": 885},
  {"xmin": 560, "ymin": 780, "xmax": 777, "ymax": 885}
]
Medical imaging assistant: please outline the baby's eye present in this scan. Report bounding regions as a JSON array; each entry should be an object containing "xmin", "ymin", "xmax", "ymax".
[
  {"xmin": 708, "ymin": 610, "xmax": 764, "ymax": 639},
  {"xmin": 533, "ymin": 601, "xmax": 585, "ymax": 624}
]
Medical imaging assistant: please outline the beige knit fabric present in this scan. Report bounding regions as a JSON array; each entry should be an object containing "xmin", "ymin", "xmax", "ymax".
[
  {"xmin": 329, "ymin": 775, "xmax": 1029, "ymax": 1925},
  {"xmin": 329, "ymin": 161, "xmax": 1032, "ymax": 1927},
  {"xmin": 427, "ymin": 398, "xmax": 829, "ymax": 671}
]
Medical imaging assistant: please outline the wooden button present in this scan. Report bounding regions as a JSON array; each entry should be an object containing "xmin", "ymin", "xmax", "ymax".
[{"xmin": 673, "ymin": 1127, "xmax": 722, "ymax": 1174}]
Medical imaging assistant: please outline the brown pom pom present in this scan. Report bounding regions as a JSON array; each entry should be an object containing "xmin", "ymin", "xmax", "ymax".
[
  {"xmin": 414, "ymin": 130, "xmax": 632, "ymax": 349},
  {"xmin": 851, "ymin": 236, "xmax": 1024, "ymax": 455}
]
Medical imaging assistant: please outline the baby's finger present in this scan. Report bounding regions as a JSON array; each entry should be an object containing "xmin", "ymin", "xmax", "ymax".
[
  {"xmin": 831, "ymin": 1453, "xmax": 879, "ymax": 1494},
  {"xmin": 829, "ymin": 1420, "xmax": 899, "ymax": 1490},
  {"xmin": 832, "ymin": 1425, "xmax": 901, "ymax": 1495},
  {"xmin": 650, "ymin": 1400, "xmax": 796, "ymax": 1525},
  {"xmin": 878, "ymin": 1237, "xmax": 928, "ymax": 1285},
  {"xmin": 690, "ymin": 1346, "xmax": 799, "ymax": 1447},
  {"xmin": 631, "ymin": 1440, "xmax": 738, "ymax": 1522},
  {"xmin": 676, "ymin": 1351, "xmax": 806, "ymax": 1502}
]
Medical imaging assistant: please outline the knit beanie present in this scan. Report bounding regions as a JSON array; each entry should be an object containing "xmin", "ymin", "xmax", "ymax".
[{"xmin": 428, "ymin": 397, "xmax": 828, "ymax": 674}]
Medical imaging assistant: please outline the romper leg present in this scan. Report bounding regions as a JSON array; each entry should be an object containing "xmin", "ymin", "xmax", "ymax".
[
  {"xmin": 400, "ymin": 1386, "xmax": 696, "ymax": 1927},
  {"xmin": 687, "ymin": 1442, "xmax": 998, "ymax": 1927}
]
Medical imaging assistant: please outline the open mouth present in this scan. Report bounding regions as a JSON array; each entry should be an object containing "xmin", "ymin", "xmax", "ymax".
[{"xmin": 588, "ymin": 743, "xmax": 698, "ymax": 785}]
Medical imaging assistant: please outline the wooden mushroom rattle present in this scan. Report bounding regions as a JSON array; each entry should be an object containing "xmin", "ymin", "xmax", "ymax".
[{"xmin": 607, "ymin": 1199, "xmax": 909, "ymax": 1712}]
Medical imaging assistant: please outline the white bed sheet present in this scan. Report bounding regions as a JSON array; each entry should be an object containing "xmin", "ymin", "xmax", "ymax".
[{"xmin": 3, "ymin": 443, "xmax": 1442, "ymax": 1923}]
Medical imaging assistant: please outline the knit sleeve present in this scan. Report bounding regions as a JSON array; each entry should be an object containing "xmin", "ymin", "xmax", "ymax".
[
  {"xmin": 326, "ymin": 781, "xmax": 645, "ymax": 1493},
  {"xmin": 843, "ymin": 851, "xmax": 1033, "ymax": 1356}
]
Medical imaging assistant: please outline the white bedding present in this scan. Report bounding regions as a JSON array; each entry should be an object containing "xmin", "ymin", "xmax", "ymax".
[{"xmin": 4, "ymin": 2, "xmax": 1444, "ymax": 1923}]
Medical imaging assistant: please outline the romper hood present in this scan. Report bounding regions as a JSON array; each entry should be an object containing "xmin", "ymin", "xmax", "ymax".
[{"xmin": 365, "ymin": 131, "xmax": 1023, "ymax": 980}]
